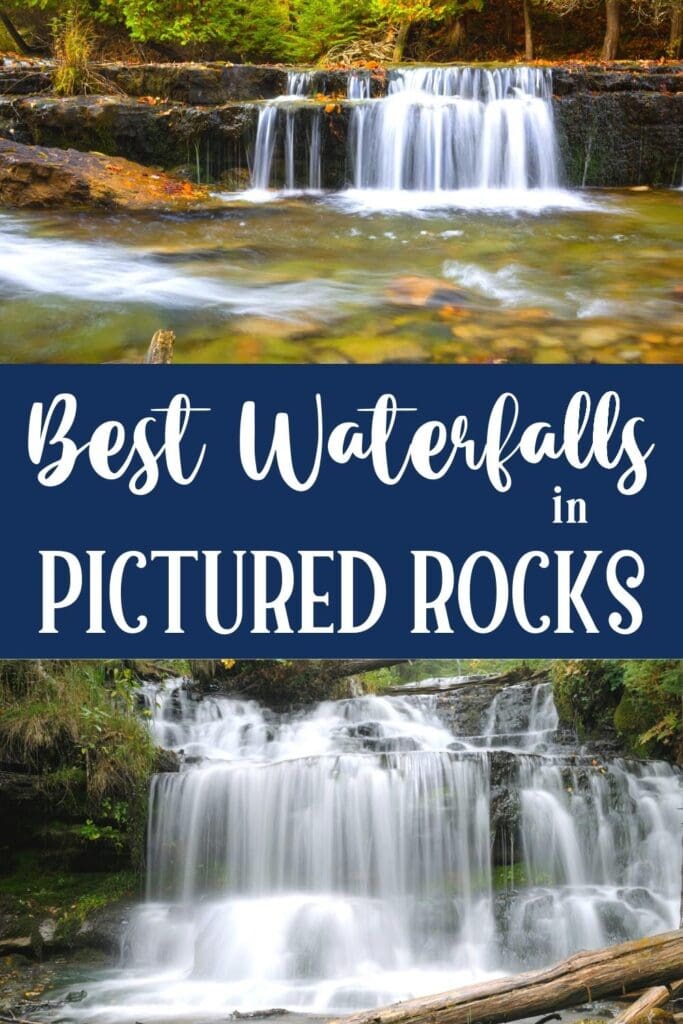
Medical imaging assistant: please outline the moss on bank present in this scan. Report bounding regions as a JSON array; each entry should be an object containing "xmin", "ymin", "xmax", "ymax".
[
  {"xmin": 551, "ymin": 660, "xmax": 682, "ymax": 763},
  {"xmin": 0, "ymin": 660, "xmax": 156, "ymax": 877},
  {"xmin": 0, "ymin": 855, "xmax": 137, "ymax": 950}
]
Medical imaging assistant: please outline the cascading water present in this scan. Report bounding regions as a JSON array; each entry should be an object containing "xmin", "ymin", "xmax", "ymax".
[
  {"xmin": 250, "ymin": 71, "xmax": 323, "ymax": 192},
  {"xmin": 350, "ymin": 67, "xmax": 558, "ymax": 192},
  {"xmin": 249, "ymin": 66, "xmax": 560, "ymax": 197},
  {"xmin": 74, "ymin": 679, "xmax": 681, "ymax": 1022}
]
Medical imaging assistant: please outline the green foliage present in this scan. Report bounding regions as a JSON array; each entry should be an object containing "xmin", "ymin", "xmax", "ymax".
[
  {"xmin": 289, "ymin": 0, "xmax": 379, "ymax": 61},
  {"xmin": 0, "ymin": 854, "xmax": 137, "ymax": 945},
  {"xmin": 52, "ymin": 6, "xmax": 96, "ymax": 96},
  {"xmin": 551, "ymin": 659, "xmax": 682, "ymax": 763},
  {"xmin": 0, "ymin": 660, "xmax": 155, "ymax": 860},
  {"xmin": 107, "ymin": 0, "xmax": 291, "ymax": 59},
  {"xmin": 616, "ymin": 660, "xmax": 682, "ymax": 760},
  {"xmin": 551, "ymin": 660, "xmax": 624, "ymax": 736},
  {"xmin": 371, "ymin": 0, "xmax": 482, "ymax": 26}
]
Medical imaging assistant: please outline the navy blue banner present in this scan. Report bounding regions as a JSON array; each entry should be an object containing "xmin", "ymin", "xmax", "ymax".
[{"xmin": 0, "ymin": 364, "xmax": 679, "ymax": 657}]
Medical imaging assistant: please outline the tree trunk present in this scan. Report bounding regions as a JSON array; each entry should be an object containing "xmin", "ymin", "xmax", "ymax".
[
  {"xmin": 670, "ymin": 2, "xmax": 683, "ymax": 59},
  {"xmin": 601, "ymin": 0, "xmax": 620, "ymax": 60},
  {"xmin": 322, "ymin": 659, "xmax": 409, "ymax": 682},
  {"xmin": 331, "ymin": 930, "xmax": 683, "ymax": 1024},
  {"xmin": 392, "ymin": 20, "xmax": 410, "ymax": 62},
  {"xmin": 523, "ymin": 0, "xmax": 534, "ymax": 60},
  {"xmin": 445, "ymin": 16, "xmax": 467, "ymax": 55},
  {"xmin": 504, "ymin": 3, "xmax": 513, "ymax": 48},
  {"xmin": 613, "ymin": 982, "xmax": 683, "ymax": 1024},
  {"xmin": 0, "ymin": 10, "xmax": 45, "ymax": 55}
]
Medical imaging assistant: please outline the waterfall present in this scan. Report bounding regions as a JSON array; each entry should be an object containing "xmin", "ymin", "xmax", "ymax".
[
  {"xmin": 249, "ymin": 66, "xmax": 559, "ymax": 195},
  {"xmin": 248, "ymin": 66, "xmax": 558, "ymax": 195},
  {"xmin": 77, "ymin": 679, "xmax": 681, "ymax": 1022},
  {"xmin": 250, "ymin": 71, "xmax": 323, "ymax": 192},
  {"xmin": 349, "ymin": 67, "xmax": 558, "ymax": 192}
]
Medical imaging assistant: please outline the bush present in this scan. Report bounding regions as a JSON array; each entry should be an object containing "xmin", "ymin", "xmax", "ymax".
[
  {"xmin": 551, "ymin": 659, "xmax": 682, "ymax": 764},
  {"xmin": 52, "ymin": 8, "xmax": 96, "ymax": 96},
  {"xmin": 616, "ymin": 661, "xmax": 682, "ymax": 761},
  {"xmin": 0, "ymin": 660, "xmax": 155, "ymax": 860},
  {"xmin": 551, "ymin": 660, "xmax": 624, "ymax": 736}
]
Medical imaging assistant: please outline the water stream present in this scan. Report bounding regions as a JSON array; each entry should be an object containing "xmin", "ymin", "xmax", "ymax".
[
  {"xmin": 62, "ymin": 678, "xmax": 681, "ymax": 1023},
  {"xmin": 1, "ymin": 66, "xmax": 681, "ymax": 364},
  {"xmin": 249, "ymin": 66, "xmax": 559, "ymax": 201}
]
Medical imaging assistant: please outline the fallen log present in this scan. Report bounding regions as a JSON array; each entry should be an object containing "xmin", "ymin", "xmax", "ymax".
[
  {"xmin": 613, "ymin": 982, "xmax": 683, "ymax": 1024},
  {"xmin": 332, "ymin": 930, "xmax": 683, "ymax": 1024},
  {"xmin": 382, "ymin": 665, "xmax": 548, "ymax": 697}
]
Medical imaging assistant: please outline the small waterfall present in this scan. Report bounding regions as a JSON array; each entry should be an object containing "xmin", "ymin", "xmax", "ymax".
[
  {"xmin": 348, "ymin": 69, "xmax": 372, "ymax": 100},
  {"xmin": 250, "ymin": 71, "xmax": 322, "ymax": 192},
  {"xmin": 349, "ymin": 66, "xmax": 558, "ymax": 192},
  {"xmin": 480, "ymin": 681, "xmax": 560, "ymax": 751},
  {"xmin": 248, "ymin": 65, "xmax": 559, "ymax": 195},
  {"xmin": 77, "ymin": 679, "xmax": 681, "ymax": 1022},
  {"xmin": 513, "ymin": 755, "xmax": 681, "ymax": 965}
]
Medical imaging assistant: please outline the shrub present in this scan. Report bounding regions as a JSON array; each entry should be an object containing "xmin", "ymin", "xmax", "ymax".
[
  {"xmin": 551, "ymin": 660, "xmax": 624, "ymax": 736},
  {"xmin": 616, "ymin": 660, "xmax": 682, "ymax": 761},
  {"xmin": 0, "ymin": 660, "xmax": 155, "ymax": 859},
  {"xmin": 52, "ymin": 7, "xmax": 97, "ymax": 96}
]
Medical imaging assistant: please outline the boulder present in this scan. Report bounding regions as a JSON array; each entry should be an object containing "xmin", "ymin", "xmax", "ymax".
[{"xmin": 0, "ymin": 138, "xmax": 210, "ymax": 209}]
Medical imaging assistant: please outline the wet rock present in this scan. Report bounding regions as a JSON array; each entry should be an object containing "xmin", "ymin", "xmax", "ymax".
[
  {"xmin": 350, "ymin": 721, "xmax": 382, "ymax": 738},
  {"xmin": 154, "ymin": 747, "xmax": 181, "ymax": 773},
  {"xmin": 365, "ymin": 736, "xmax": 420, "ymax": 753},
  {"xmin": 488, "ymin": 750, "xmax": 520, "ymax": 789},
  {"xmin": 65, "ymin": 989, "xmax": 87, "ymax": 1002},
  {"xmin": 434, "ymin": 682, "xmax": 508, "ymax": 735},
  {"xmin": 0, "ymin": 138, "xmax": 210, "ymax": 210},
  {"xmin": 555, "ymin": 90, "xmax": 683, "ymax": 187},
  {"xmin": 385, "ymin": 275, "xmax": 470, "ymax": 309},
  {"xmin": 551, "ymin": 63, "xmax": 683, "ymax": 97},
  {"xmin": 0, "ymin": 95, "xmax": 258, "ymax": 176},
  {"xmin": 73, "ymin": 900, "xmax": 135, "ymax": 954}
]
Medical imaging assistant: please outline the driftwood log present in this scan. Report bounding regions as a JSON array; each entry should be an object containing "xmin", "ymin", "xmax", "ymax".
[
  {"xmin": 613, "ymin": 982, "xmax": 683, "ymax": 1024},
  {"xmin": 332, "ymin": 930, "xmax": 683, "ymax": 1024}
]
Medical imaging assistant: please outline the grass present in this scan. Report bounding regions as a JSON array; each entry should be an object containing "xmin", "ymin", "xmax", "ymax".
[
  {"xmin": 362, "ymin": 659, "xmax": 551, "ymax": 692},
  {"xmin": 52, "ymin": 9, "xmax": 96, "ymax": 97},
  {"xmin": 0, "ymin": 660, "xmax": 155, "ymax": 862},
  {"xmin": 0, "ymin": 853, "xmax": 138, "ymax": 942}
]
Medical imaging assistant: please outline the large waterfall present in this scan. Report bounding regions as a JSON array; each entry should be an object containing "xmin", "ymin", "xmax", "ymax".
[
  {"xmin": 73, "ymin": 677, "xmax": 682, "ymax": 1022},
  {"xmin": 249, "ymin": 66, "xmax": 559, "ymax": 195}
]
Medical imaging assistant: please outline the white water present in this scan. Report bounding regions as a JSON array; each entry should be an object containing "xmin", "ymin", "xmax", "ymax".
[
  {"xmin": 0, "ymin": 214, "xmax": 364, "ymax": 317},
  {"xmin": 350, "ymin": 67, "xmax": 558, "ymax": 192},
  {"xmin": 67, "ymin": 679, "xmax": 681, "ymax": 1023},
  {"xmin": 250, "ymin": 72, "xmax": 323, "ymax": 192},
  {"xmin": 247, "ymin": 65, "xmax": 567, "ymax": 210}
]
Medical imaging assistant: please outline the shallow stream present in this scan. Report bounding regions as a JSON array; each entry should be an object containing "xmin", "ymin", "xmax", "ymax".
[{"xmin": 1, "ymin": 189, "xmax": 681, "ymax": 365}]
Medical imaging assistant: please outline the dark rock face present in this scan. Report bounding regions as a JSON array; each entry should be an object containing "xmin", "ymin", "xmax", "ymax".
[
  {"xmin": 0, "ymin": 95, "xmax": 259, "ymax": 178},
  {"xmin": 554, "ymin": 91, "xmax": 683, "ymax": 187},
  {"xmin": 0, "ymin": 62, "xmax": 680, "ymax": 187},
  {"xmin": 0, "ymin": 61, "xmax": 362, "ymax": 104},
  {"xmin": 100, "ymin": 62, "xmax": 290, "ymax": 104},
  {"xmin": 551, "ymin": 63, "xmax": 683, "ymax": 95},
  {"xmin": 434, "ymin": 683, "xmax": 507, "ymax": 736},
  {"xmin": 74, "ymin": 901, "xmax": 135, "ymax": 954}
]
